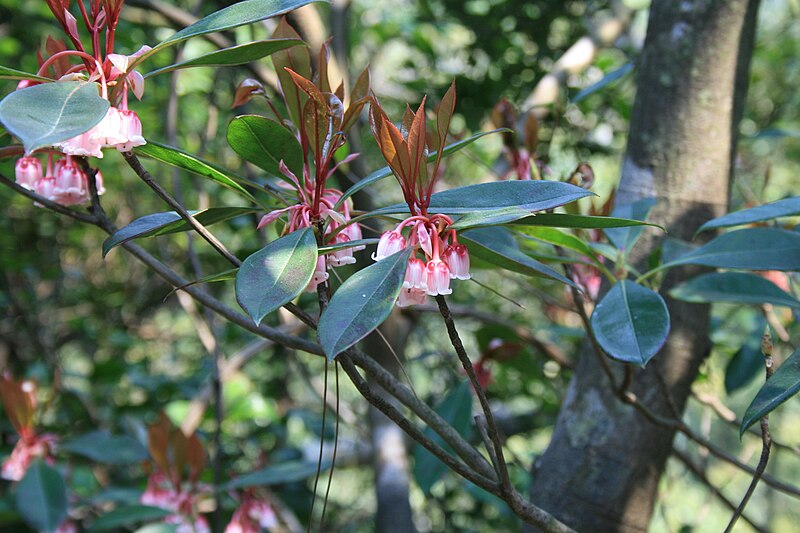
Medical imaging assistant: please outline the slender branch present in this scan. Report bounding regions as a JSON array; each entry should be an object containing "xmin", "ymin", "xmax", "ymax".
[
  {"xmin": 673, "ymin": 448, "xmax": 769, "ymax": 533},
  {"xmin": 435, "ymin": 295, "xmax": 512, "ymax": 495},
  {"xmin": 122, "ymin": 151, "xmax": 241, "ymax": 266},
  {"xmin": 0, "ymin": 173, "xmax": 97, "ymax": 224},
  {"xmin": 724, "ymin": 329, "xmax": 775, "ymax": 533}
]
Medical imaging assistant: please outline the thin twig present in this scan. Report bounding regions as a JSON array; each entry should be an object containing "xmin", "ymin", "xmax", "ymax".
[
  {"xmin": 320, "ymin": 361, "xmax": 340, "ymax": 529},
  {"xmin": 0, "ymin": 172, "xmax": 97, "ymax": 224},
  {"xmin": 434, "ymin": 295, "xmax": 513, "ymax": 496},
  {"xmin": 307, "ymin": 359, "xmax": 328, "ymax": 533},
  {"xmin": 724, "ymin": 329, "xmax": 775, "ymax": 533}
]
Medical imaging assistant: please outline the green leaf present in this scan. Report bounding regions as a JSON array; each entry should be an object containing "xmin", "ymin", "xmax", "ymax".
[
  {"xmin": 133, "ymin": 525, "xmax": 178, "ymax": 533},
  {"xmin": 134, "ymin": 141, "xmax": 257, "ymax": 202},
  {"xmin": 740, "ymin": 346, "xmax": 800, "ymax": 436},
  {"xmin": 413, "ymin": 381, "xmax": 472, "ymax": 494},
  {"xmin": 227, "ymin": 115, "xmax": 304, "ymax": 182},
  {"xmin": 517, "ymin": 226, "xmax": 596, "ymax": 258},
  {"xmin": 668, "ymin": 228, "xmax": 800, "ymax": 271},
  {"xmin": 605, "ymin": 198, "xmax": 657, "ymax": 253},
  {"xmin": 62, "ymin": 431, "xmax": 149, "ymax": 464},
  {"xmin": 0, "ymin": 66, "xmax": 52, "ymax": 83},
  {"xmin": 461, "ymin": 227, "xmax": 576, "ymax": 286},
  {"xmin": 0, "ymin": 81, "xmax": 109, "ymax": 154},
  {"xmin": 103, "ymin": 207, "xmax": 258, "ymax": 257},
  {"xmin": 225, "ymin": 460, "xmax": 328, "ymax": 490},
  {"xmin": 670, "ymin": 272, "xmax": 800, "ymax": 309},
  {"xmin": 572, "ymin": 63, "xmax": 634, "ymax": 103},
  {"xmin": 726, "ymin": 325, "xmax": 767, "ymax": 395},
  {"xmin": 697, "ymin": 197, "xmax": 800, "ymax": 233},
  {"xmin": 236, "ymin": 228, "xmax": 317, "ymax": 325},
  {"xmin": 337, "ymin": 129, "xmax": 507, "ymax": 207},
  {"xmin": 138, "ymin": 0, "xmax": 324, "ymax": 65},
  {"xmin": 318, "ymin": 248, "xmax": 412, "ymax": 360},
  {"xmin": 376, "ymin": 180, "xmax": 592, "ymax": 217},
  {"xmin": 15, "ymin": 461, "xmax": 68, "ymax": 533},
  {"xmin": 318, "ymin": 238, "xmax": 379, "ymax": 253},
  {"xmin": 590, "ymin": 280, "xmax": 670, "ymax": 366},
  {"xmin": 89, "ymin": 506, "xmax": 172, "ymax": 532},
  {"xmin": 512, "ymin": 213, "xmax": 661, "ymax": 230},
  {"xmin": 144, "ymin": 39, "xmax": 304, "ymax": 77}
]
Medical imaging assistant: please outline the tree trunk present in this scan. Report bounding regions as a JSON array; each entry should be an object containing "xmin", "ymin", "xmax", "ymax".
[{"xmin": 528, "ymin": 1, "xmax": 760, "ymax": 531}]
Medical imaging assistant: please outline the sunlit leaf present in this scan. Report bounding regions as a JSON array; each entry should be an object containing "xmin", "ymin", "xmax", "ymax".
[
  {"xmin": 144, "ymin": 39, "xmax": 304, "ymax": 77},
  {"xmin": 590, "ymin": 280, "xmax": 670, "ymax": 366},
  {"xmin": 0, "ymin": 82, "xmax": 109, "ymax": 153},
  {"xmin": 134, "ymin": 141, "xmax": 257, "ymax": 202},
  {"xmin": 227, "ymin": 115, "xmax": 304, "ymax": 183},
  {"xmin": 236, "ymin": 228, "xmax": 317, "ymax": 325}
]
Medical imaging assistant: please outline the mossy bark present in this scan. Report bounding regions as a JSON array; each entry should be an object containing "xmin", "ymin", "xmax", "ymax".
[{"xmin": 528, "ymin": 1, "xmax": 761, "ymax": 531}]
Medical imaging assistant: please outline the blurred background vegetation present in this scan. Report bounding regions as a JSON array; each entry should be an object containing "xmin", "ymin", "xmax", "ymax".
[{"xmin": 0, "ymin": 0, "xmax": 799, "ymax": 531}]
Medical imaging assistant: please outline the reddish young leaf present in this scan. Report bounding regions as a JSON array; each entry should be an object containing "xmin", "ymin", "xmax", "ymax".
[
  {"xmin": 271, "ymin": 18, "xmax": 311, "ymax": 127},
  {"xmin": 186, "ymin": 433, "xmax": 206, "ymax": 483},
  {"xmin": 342, "ymin": 67, "xmax": 370, "ymax": 131},
  {"xmin": 0, "ymin": 377, "xmax": 36, "ymax": 436},
  {"xmin": 147, "ymin": 414, "xmax": 172, "ymax": 480},
  {"xmin": 433, "ymin": 81, "xmax": 456, "ymax": 172},
  {"xmin": 317, "ymin": 40, "xmax": 332, "ymax": 94}
]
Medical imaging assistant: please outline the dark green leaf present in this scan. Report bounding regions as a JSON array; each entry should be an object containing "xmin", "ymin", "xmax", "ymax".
[
  {"xmin": 15, "ymin": 461, "xmax": 67, "ymax": 533},
  {"xmin": 0, "ymin": 66, "xmax": 52, "ymax": 82},
  {"xmin": 103, "ymin": 207, "xmax": 258, "ymax": 257},
  {"xmin": 225, "ymin": 461, "xmax": 328, "ymax": 490},
  {"xmin": 134, "ymin": 141, "xmax": 256, "ymax": 202},
  {"xmin": 89, "ymin": 506, "xmax": 172, "ymax": 532},
  {"xmin": 139, "ymin": 0, "xmax": 324, "ymax": 64},
  {"xmin": 572, "ymin": 63, "xmax": 634, "ymax": 103},
  {"xmin": 590, "ymin": 280, "xmax": 670, "ymax": 366},
  {"xmin": 670, "ymin": 272, "xmax": 800, "ymax": 309},
  {"xmin": 726, "ymin": 326, "xmax": 767, "ymax": 395},
  {"xmin": 605, "ymin": 198, "xmax": 657, "ymax": 253},
  {"xmin": 413, "ymin": 381, "xmax": 472, "ymax": 494},
  {"xmin": 375, "ymin": 180, "xmax": 592, "ymax": 217},
  {"xmin": 133, "ymin": 525, "xmax": 178, "ymax": 533},
  {"xmin": 669, "ymin": 228, "xmax": 800, "ymax": 271},
  {"xmin": 0, "ymin": 82, "xmax": 109, "ymax": 153},
  {"xmin": 62, "ymin": 431, "xmax": 149, "ymax": 464},
  {"xmin": 236, "ymin": 228, "xmax": 317, "ymax": 325},
  {"xmin": 461, "ymin": 227, "xmax": 576, "ymax": 286},
  {"xmin": 337, "ymin": 129, "xmax": 507, "ymax": 207},
  {"xmin": 740, "ymin": 346, "xmax": 800, "ymax": 435},
  {"xmin": 144, "ymin": 39, "xmax": 304, "ymax": 77},
  {"xmin": 697, "ymin": 197, "xmax": 800, "ymax": 233},
  {"xmin": 227, "ymin": 115, "xmax": 304, "ymax": 182},
  {"xmin": 318, "ymin": 248, "xmax": 412, "ymax": 360},
  {"xmin": 511, "ymin": 213, "xmax": 662, "ymax": 230}
]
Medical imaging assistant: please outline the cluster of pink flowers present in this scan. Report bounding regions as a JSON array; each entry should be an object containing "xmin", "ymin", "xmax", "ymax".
[
  {"xmin": 258, "ymin": 161, "xmax": 364, "ymax": 293},
  {"xmin": 1, "ymin": 431, "xmax": 59, "ymax": 482},
  {"xmin": 12, "ymin": 0, "xmax": 148, "ymax": 206},
  {"xmin": 225, "ymin": 492, "xmax": 278, "ymax": 533},
  {"xmin": 373, "ymin": 213, "xmax": 470, "ymax": 307},
  {"xmin": 15, "ymin": 154, "xmax": 105, "ymax": 206},
  {"xmin": 140, "ymin": 471, "xmax": 211, "ymax": 533}
]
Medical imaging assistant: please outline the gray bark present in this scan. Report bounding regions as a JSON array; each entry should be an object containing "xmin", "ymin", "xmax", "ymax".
[{"xmin": 528, "ymin": 1, "xmax": 761, "ymax": 531}]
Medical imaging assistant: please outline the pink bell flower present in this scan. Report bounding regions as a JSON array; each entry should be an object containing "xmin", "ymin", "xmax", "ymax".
[
  {"xmin": 305, "ymin": 256, "xmax": 329, "ymax": 292},
  {"xmin": 340, "ymin": 222, "xmax": 365, "ymax": 251},
  {"xmin": 1, "ymin": 433, "xmax": 57, "ymax": 481},
  {"xmin": 58, "ymin": 128, "xmax": 104, "ymax": 158},
  {"xmin": 442, "ymin": 244, "xmax": 471, "ymax": 280},
  {"xmin": 403, "ymin": 257, "xmax": 427, "ymax": 291},
  {"xmin": 328, "ymin": 234, "xmax": 357, "ymax": 267},
  {"xmin": 114, "ymin": 109, "xmax": 146, "ymax": 152},
  {"xmin": 372, "ymin": 230, "xmax": 406, "ymax": 261},
  {"xmin": 53, "ymin": 158, "xmax": 89, "ymax": 205},
  {"xmin": 89, "ymin": 106, "xmax": 128, "ymax": 147},
  {"xmin": 35, "ymin": 175, "xmax": 57, "ymax": 202},
  {"xmin": 425, "ymin": 259, "xmax": 452, "ymax": 296},
  {"xmin": 14, "ymin": 157, "xmax": 42, "ymax": 190},
  {"xmin": 397, "ymin": 287, "xmax": 427, "ymax": 307}
]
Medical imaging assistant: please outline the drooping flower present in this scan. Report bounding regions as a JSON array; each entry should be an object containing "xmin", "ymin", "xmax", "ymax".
[
  {"xmin": 372, "ymin": 230, "xmax": 407, "ymax": 261},
  {"xmin": 52, "ymin": 157, "xmax": 89, "ymax": 205},
  {"xmin": 225, "ymin": 493, "xmax": 278, "ymax": 533},
  {"xmin": 442, "ymin": 244, "xmax": 471, "ymax": 280},
  {"xmin": 425, "ymin": 259, "xmax": 452, "ymax": 296},
  {"xmin": 306, "ymin": 255, "xmax": 329, "ymax": 293},
  {"xmin": 15, "ymin": 157, "xmax": 42, "ymax": 190}
]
